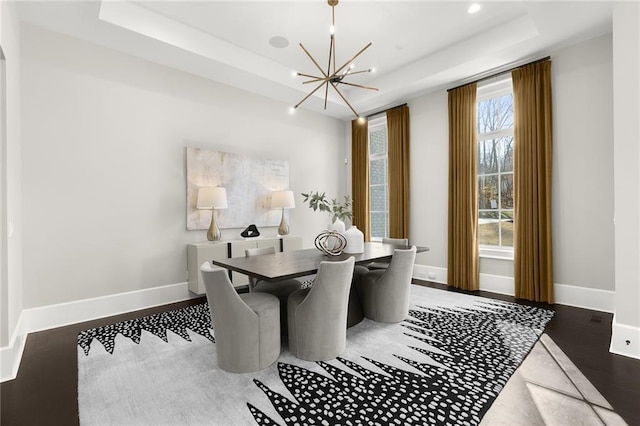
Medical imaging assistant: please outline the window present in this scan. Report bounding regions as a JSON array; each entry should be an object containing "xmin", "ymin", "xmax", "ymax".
[
  {"xmin": 368, "ymin": 116, "xmax": 388, "ymax": 241},
  {"xmin": 477, "ymin": 78, "xmax": 514, "ymax": 253}
]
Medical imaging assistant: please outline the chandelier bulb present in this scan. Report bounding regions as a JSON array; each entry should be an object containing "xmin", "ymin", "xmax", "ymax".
[{"xmin": 330, "ymin": 25, "xmax": 335, "ymax": 35}]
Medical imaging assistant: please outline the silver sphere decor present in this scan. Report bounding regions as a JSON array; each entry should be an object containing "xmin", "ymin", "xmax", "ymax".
[{"xmin": 314, "ymin": 230, "xmax": 347, "ymax": 256}]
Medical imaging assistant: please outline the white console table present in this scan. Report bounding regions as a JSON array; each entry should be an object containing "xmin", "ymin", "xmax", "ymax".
[{"xmin": 187, "ymin": 236, "xmax": 302, "ymax": 294}]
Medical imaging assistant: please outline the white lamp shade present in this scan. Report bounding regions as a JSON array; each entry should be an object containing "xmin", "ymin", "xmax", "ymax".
[
  {"xmin": 271, "ymin": 190, "xmax": 295, "ymax": 209},
  {"xmin": 196, "ymin": 187, "xmax": 228, "ymax": 209}
]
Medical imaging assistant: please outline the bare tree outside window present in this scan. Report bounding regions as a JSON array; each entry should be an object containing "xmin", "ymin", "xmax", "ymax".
[{"xmin": 478, "ymin": 90, "xmax": 514, "ymax": 247}]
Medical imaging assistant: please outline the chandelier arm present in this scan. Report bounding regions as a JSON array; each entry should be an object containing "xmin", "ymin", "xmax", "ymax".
[
  {"xmin": 333, "ymin": 40, "xmax": 337, "ymax": 75},
  {"xmin": 334, "ymin": 42, "xmax": 372, "ymax": 76},
  {"xmin": 325, "ymin": 36, "xmax": 333, "ymax": 111},
  {"xmin": 298, "ymin": 72, "xmax": 325, "ymax": 80},
  {"xmin": 327, "ymin": 35, "xmax": 334, "ymax": 78},
  {"xmin": 323, "ymin": 81, "xmax": 330, "ymax": 110},
  {"xmin": 302, "ymin": 74, "xmax": 340, "ymax": 84},
  {"xmin": 299, "ymin": 43, "xmax": 328, "ymax": 77},
  {"xmin": 337, "ymin": 81, "xmax": 379, "ymax": 91},
  {"xmin": 332, "ymin": 34, "xmax": 337, "ymax": 76},
  {"xmin": 344, "ymin": 69, "xmax": 373, "ymax": 76},
  {"xmin": 294, "ymin": 81, "xmax": 328, "ymax": 109},
  {"xmin": 330, "ymin": 82, "xmax": 359, "ymax": 118}
]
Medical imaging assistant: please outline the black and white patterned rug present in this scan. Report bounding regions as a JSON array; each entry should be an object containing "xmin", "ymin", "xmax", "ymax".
[{"xmin": 77, "ymin": 285, "xmax": 553, "ymax": 425}]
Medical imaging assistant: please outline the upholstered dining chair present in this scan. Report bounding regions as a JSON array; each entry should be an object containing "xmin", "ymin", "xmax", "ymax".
[
  {"xmin": 200, "ymin": 262, "xmax": 280, "ymax": 373},
  {"xmin": 357, "ymin": 246, "xmax": 417, "ymax": 323},
  {"xmin": 246, "ymin": 246, "xmax": 304, "ymax": 334},
  {"xmin": 287, "ymin": 257, "xmax": 355, "ymax": 361},
  {"xmin": 366, "ymin": 237, "xmax": 410, "ymax": 270}
]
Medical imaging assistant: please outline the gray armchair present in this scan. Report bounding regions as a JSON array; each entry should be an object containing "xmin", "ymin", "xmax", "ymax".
[
  {"xmin": 287, "ymin": 257, "xmax": 355, "ymax": 361},
  {"xmin": 246, "ymin": 246, "xmax": 304, "ymax": 334},
  {"xmin": 366, "ymin": 237, "xmax": 410, "ymax": 270},
  {"xmin": 200, "ymin": 262, "xmax": 280, "ymax": 373},
  {"xmin": 357, "ymin": 246, "xmax": 417, "ymax": 323}
]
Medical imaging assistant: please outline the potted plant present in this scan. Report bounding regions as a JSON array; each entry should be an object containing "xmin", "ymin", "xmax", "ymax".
[{"xmin": 301, "ymin": 191, "xmax": 352, "ymax": 232}]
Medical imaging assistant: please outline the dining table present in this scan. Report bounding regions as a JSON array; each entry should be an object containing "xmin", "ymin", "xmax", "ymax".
[{"xmin": 211, "ymin": 241, "xmax": 429, "ymax": 282}]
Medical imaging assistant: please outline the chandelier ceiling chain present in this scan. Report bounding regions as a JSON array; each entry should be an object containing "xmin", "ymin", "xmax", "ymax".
[{"xmin": 293, "ymin": 0, "xmax": 378, "ymax": 119}]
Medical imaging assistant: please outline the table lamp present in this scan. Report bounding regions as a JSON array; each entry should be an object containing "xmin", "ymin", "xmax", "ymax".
[
  {"xmin": 271, "ymin": 190, "xmax": 295, "ymax": 236},
  {"xmin": 197, "ymin": 186, "xmax": 228, "ymax": 241}
]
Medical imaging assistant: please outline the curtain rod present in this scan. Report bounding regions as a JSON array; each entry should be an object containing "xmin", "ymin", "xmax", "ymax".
[
  {"xmin": 446, "ymin": 56, "xmax": 551, "ymax": 92},
  {"xmin": 365, "ymin": 103, "xmax": 408, "ymax": 119}
]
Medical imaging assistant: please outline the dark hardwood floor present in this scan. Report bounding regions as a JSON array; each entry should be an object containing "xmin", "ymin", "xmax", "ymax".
[{"xmin": 1, "ymin": 281, "xmax": 638, "ymax": 426}]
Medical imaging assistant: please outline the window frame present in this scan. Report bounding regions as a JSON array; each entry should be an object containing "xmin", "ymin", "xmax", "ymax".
[
  {"xmin": 368, "ymin": 115, "xmax": 389, "ymax": 242},
  {"xmin": 477, "ymin": 77, "xmax": 514, "ymax": 260}
]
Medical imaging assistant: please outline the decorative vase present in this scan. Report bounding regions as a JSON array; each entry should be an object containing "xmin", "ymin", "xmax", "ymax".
[
  {"xmin": 327, "ymin": 218, "xmax": 346, "ymax": 234},
  {"xmin": 343, "ymin": 225, "xmax": 364, "ymax": 253}
]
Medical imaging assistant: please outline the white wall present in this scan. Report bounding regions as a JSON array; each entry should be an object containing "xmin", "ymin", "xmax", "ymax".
[
  {"xmin": 408, "ymin": 90, "xmax": 448, "ymax": 277},
  {"xmin": 0, "ymin": 0, "xmax": 24, "ymax": 378},
  {"xmin": 552, "ymin": 34, "xmax": 614, "ymax": 291},
  {"xmin": 611, "ymin": 2, "xmax": 640, "ymax": 359},
  {"xmin": 403, "ymin": 33, "xmax": 615, "ymax": 302},
  {"xmin": 20, "ymin": 25, "xmax": 346, "ymax": 309}
]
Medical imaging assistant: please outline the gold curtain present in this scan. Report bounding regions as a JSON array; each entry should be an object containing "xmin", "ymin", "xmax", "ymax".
[
  {"xmin": 447, "ymin": 83, "xmax": 479, "ymax": 291},
  {"xmin": 386, "ymin": 105, "xmax": 411, "ymax": 239},
  {"xmin": 512, "ymin": 60, "xmax": 555, "ymax": 303},
  {"xmin": 351, "ymin": 119, "xmax": 371, "ymax": 241}
]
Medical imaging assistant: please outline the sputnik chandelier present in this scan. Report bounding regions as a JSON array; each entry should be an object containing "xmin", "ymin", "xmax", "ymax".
[{"xmin": 292, "ymin": 0, "xmax": 377, "ymax": 119}]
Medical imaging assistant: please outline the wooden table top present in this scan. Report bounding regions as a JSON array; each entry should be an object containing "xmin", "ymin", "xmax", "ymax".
[{"xmin": 211, "ymin": 242, "xmax": 429, "ymax": 282}]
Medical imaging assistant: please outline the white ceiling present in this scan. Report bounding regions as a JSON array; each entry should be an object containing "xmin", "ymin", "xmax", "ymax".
[{"xmin": 17, "ymin": 1, "xmax": 613, "ymax": 120}]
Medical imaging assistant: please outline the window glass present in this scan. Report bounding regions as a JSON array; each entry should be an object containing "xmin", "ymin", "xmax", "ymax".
[
  {"xmin": 478, "ymin": 138, "xmax": 500, "ymax": 174},
  {"xmin": 370, "ymin": 158, "xmax": 387, "ymax": 185},
  {"xmin": 368, "ymin": 117, "xmax": 388, "ymax": 241},
  {"xmin": 499, "ymin": 95, "xmax": 514, "ymax": 130},
  {"xmin": 370, "ymin": 185, "xmax": 387, "ymax": 212},
  {"xmin": 500, "ymin": 214, "xmax": 514, "ymax": 247},
  {"xmin": 478, "ymin": 175, "xmax": 499, "ymax": 210},
  {"xmin": 499, "ymin": 136, "xmax": 514, "ymax": 172},
  {"xmin": 501, "ymin": 173, "xmax": 514, "ymax": 209},
  {"xmin": 370, "ymin": 212, "xmax": 386, "ymax": 239},
  {"xmin": 369, "ymin": 128, "xmax": 387, "ymax": 156},
  {"xmin": 477, "ymin": 79, "xmax": 514, "ymax": 249}
]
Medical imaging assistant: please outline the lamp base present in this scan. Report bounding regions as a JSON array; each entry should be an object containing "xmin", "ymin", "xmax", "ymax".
[
  {"xmin": 278, "ymin": 208, "xmax": 290, "ymax": 236},
  {"xmin": 207, "ymin": 208, "xmax": 222, "ymax": 241}
]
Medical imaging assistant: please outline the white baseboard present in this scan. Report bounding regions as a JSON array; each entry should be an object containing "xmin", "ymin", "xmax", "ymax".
[
  {"xmin": 554, "ymin": 283, "xmax": 615, "ymax": 313},
  {"xmin": 0, "ymin": 312, "xmax": 27, "ymax": 383},
  {"xmin": 0, "ymin": 281, "xmax": 198, "ymax": 382},
  {"xmin": 479, "ymin": 273, "xmax": 515, "ymax": 296},
  {"xmin": 412, "ymin": 264, "xmax": 447, "ymax": 284},
  {"xmin": 413, "ymin": 264, "xmax": 616, "ymax": 313},
  {"xmin": 610, "ymin": 315, "xmax": 640, "ymax": 360},
  {"xmin": 23, "ymin": 281, "xmax": 198, "ymax": 334}
]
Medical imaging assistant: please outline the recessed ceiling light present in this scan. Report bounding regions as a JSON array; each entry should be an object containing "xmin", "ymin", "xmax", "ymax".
[
  {"xmin": 269, "ymin": 36, "xmax": 289, "ymax": 49},
  {"xmin": 468, "ymin": 3, "xmax": 481, "ymax": 14}
]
